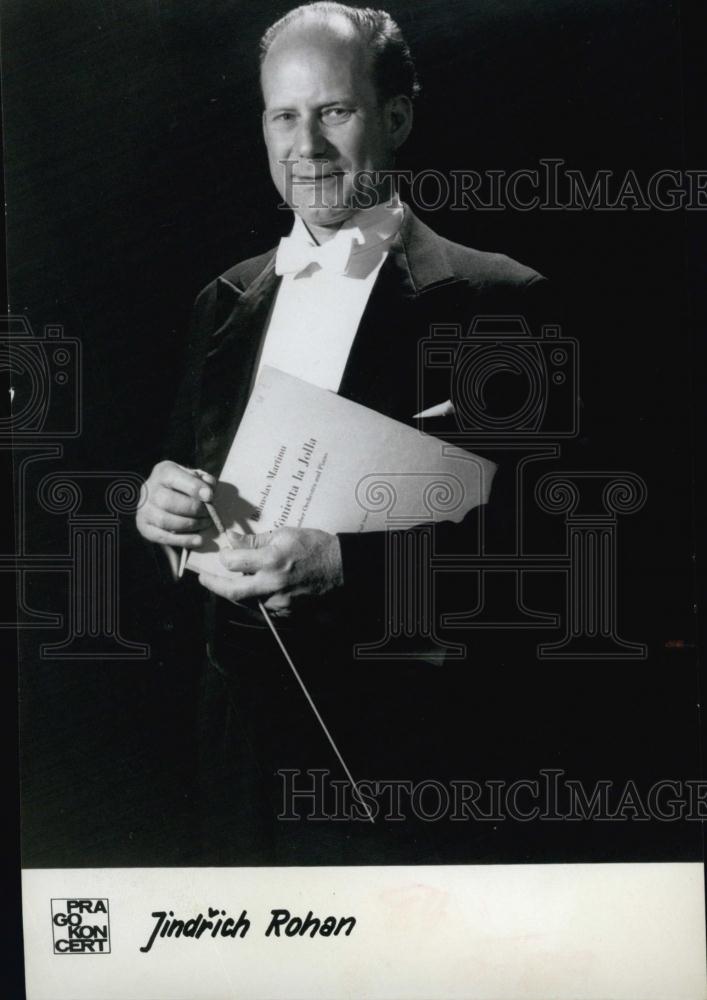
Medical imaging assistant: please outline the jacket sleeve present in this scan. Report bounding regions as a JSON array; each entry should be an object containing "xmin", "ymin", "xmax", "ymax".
[
  {"xmin": 162, "ymin": 280, "xmax": 221, "ymax": 469},
  {"xmin": 142, "ymin": 280, "xmax": 222, "ymax": 589}
]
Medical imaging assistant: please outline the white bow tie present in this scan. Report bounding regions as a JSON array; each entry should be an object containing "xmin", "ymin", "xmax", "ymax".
[{"xmin": 275, "ymin": 227, "xmax": 363, "ymax": 277}]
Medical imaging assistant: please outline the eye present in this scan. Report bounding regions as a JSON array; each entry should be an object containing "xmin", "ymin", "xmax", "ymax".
[
  {"xmin": 321, "ymin": 106, "xmax": 353, "ymax": 124},
  {"xmin": 269, "ymin": 111, "xmax": 296, "ymax": 126}
]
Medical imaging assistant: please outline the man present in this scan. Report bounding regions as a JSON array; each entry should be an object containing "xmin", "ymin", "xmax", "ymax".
[{"xmin": 136, "ymin": 2, "xmax": 550, "ymax": 863}]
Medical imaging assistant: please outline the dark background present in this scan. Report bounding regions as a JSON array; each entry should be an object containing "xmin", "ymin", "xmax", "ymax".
[{"xmin": 3, "ymin": 0, "xmax": 705, "ymax": 879}]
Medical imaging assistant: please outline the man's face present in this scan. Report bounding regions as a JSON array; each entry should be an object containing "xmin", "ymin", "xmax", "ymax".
[{"xmin": 261, "ymin": 25, "xmax": 398, "ymax": 229}]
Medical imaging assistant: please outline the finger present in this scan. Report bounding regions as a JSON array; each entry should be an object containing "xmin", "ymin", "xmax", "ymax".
[
  {"xmin": 191, "ymin": 468, "xmax": 218, "ymax": 486},
  {"xmin": 143, "ymin": 525, "xmax": 203, "ymax": 548},
  {"xmin": 199, "ymin": 569, "xmax": 281, "ymax": 603},
  {"xmin": 263, "ymin": 594, "xmax": 292, "ymax": 615},
  {"xmin": 152, "ymin": 488, "xmax": 207, "ymax": 517},
  {"xmin": 145, "ymin": 509, "xmax": 209, "ymax": 533},
  {"xmin": 159, "ymin": 463, "xmax": 215, "ymax": 501},
  {"xmin": 197, "ymin": 571, "xmax": 249, "ymax": 602},
  {"xmin": 226, "ymin": 529, "xmax": 273, "ymax": 550},
  {"xmin": 218, "ymin": 546, "xmax": 275, "ymax": 574}
]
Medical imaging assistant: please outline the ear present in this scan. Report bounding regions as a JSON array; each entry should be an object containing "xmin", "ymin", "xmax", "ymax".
[{"xmin": 386, "ymin": 95, "xmax": 413, "ymax": 150}]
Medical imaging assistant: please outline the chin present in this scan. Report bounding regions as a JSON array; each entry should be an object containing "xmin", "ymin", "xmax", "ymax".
[{"xmin": 296, "ymin": 205, "xmax": 357, "ymax": 228}]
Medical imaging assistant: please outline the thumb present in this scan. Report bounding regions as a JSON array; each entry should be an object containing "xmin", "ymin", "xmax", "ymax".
[{"xmin": 226, "ymin": 529, "xmax": 272, "ymax": 550}]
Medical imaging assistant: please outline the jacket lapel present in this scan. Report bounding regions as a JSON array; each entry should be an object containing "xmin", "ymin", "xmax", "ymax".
[
  {"xmin": 196, "ymin": 254, "xmax": 279, "ymax": 474},
  {"xmin": 339, "ymin": 208, "xmax": 464, "ymax": 423}
]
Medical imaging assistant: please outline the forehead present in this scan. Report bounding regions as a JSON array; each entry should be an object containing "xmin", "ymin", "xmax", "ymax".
[{"xmin": 261, "ymin": 23, "xmax": 376, "ymax": 106}]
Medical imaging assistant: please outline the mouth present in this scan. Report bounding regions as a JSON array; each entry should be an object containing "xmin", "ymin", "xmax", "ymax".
[{"xmin": 292, "ymin": 170, "xmax": 346, "ymax": 183}]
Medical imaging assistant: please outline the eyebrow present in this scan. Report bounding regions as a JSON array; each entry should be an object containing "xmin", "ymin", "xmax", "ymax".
[{"xmin": 265, "ymin": 99, "xmax": 357, "ymax": 112}]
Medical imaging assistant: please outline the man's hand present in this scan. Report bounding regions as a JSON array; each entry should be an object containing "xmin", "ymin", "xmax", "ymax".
[
  {"xmin": 136, "ymin": 460, "xmax": 216, "ymax": 548},
  {"xmin": 197, "ymin": 527, "xmax": 344, "ymax": 616}
]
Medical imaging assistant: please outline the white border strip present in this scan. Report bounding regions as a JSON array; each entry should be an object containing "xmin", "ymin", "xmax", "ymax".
[{"xmin": 23, "ymin": 863, "xmax": 707, "ymax": 1000}]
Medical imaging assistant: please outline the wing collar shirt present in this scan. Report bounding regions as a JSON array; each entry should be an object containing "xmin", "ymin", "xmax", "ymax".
[{"xmin": 255, "ymin": 196, "xmax": 405, "ymax": 392}]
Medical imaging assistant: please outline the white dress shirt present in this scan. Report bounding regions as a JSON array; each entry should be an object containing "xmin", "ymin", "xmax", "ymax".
[{"xmin": 254, "ymin": 197, "xmax": 404, "ymax": 392}]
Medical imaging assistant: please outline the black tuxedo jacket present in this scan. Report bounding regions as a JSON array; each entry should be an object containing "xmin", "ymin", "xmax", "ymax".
[
  {"xmin": 165, "ymin": 206, "xmax": 560, "ymax": 852},
  {"xmin": 168, "ymin": 206, "xmax": 552, "ymax": 637}
]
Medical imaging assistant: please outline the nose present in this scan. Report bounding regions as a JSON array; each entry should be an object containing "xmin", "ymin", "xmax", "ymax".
[{"xmin": 295, "ymin": 115, "xmax": 327, "ymax": 159}]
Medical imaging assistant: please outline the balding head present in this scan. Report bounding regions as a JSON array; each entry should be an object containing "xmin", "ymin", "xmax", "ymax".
[{"xmin": 260, "ymin": 3, "xmax": 420, "ymax": 106}]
